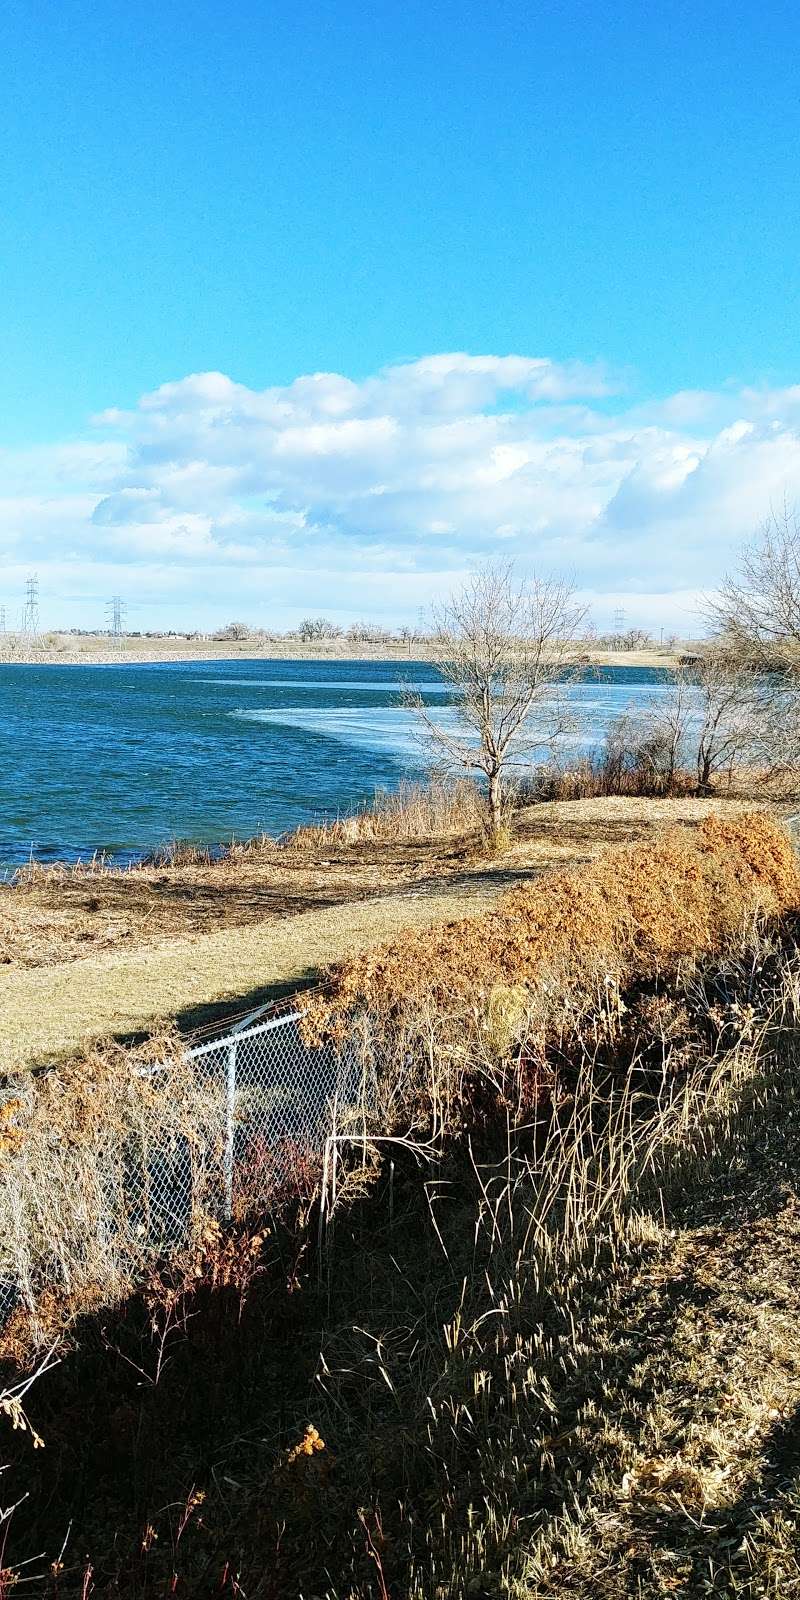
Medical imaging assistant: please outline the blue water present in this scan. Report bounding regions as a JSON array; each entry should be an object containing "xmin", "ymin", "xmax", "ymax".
[{"xmin": 0, "ymin": 659, "xmax": 674, "ymax": 866}]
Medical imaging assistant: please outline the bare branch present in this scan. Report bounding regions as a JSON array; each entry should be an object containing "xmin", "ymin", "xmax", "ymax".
[
  {"xmin": 706, "ymin": 499, "xmax": 800, "ymax": 669},
  {"xmin": 408, "ymin": 561, "xmax": 586, "ymax": 839}
]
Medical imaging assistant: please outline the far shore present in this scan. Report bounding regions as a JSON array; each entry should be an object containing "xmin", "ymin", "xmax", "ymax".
[{"xmin": 0, "ymin": 634, "xmax": 688, "ymax": 670}]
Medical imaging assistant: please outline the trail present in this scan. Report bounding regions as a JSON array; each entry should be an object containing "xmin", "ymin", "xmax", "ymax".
[
  {"xmin": 3, "ymin": 795, "xmax": 764, "ymax": 1070},
  {"xmin": 2, "ymin": 878, "xmax": 507, "ymax": 1068}
]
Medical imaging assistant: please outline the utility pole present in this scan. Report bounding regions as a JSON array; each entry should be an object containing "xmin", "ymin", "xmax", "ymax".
[
  {"xmin": 106, "ymin": 595, "xmax": 126, "ymax": 644},
  {"xmin": 22, "ymin": 574, "xmax": 40, "ymax": 637}
]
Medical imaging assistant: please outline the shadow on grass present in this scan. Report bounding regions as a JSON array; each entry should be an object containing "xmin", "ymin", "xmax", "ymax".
[
  {"xmin": 9, "ymin": 1131, "xmax": 795, "ymax": 1600},
  {"xmin": 8, "ymin": 950, "xmax": 800, "ymax": 1597}
]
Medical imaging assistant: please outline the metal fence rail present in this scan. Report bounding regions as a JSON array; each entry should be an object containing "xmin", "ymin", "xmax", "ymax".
[
  {"xmin": 186, "ymin": 1007, "xmax": 368, "ymax": 1217},
  {"xmin": 0, "ymin": 1000, "xmax": 371, "ymax": 1333}
]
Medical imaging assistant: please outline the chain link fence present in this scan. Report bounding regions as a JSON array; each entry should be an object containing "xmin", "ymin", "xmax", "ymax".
[{"xmin": 0, "ymin": 999, "xmax": 373, "ymax": 1335}]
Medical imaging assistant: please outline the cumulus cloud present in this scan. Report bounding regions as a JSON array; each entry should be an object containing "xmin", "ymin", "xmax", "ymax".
[{"xmin": 4, "ymin": 351, "xmax": 800, "ymax": 629}]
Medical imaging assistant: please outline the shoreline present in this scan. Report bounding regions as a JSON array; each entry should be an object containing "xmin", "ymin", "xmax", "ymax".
[
  {"xmin": 1, "ymin": 794, "xmax": 772, "ymax": 1064},
  {"xmin": 0, "ymin": 638, "xmax": 684, "ymax": 669}
]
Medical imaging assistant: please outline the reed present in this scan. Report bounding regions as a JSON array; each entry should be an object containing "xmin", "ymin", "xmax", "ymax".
[{"xmin": 279, "ymin": 777, "xmax": 486, "ymax": 851}]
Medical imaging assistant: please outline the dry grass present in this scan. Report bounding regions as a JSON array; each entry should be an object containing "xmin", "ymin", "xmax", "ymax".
[
  {"xmin": 5, "ymin": 814, "xmax": 797, "ymax": 1359},
  {"xmin": 0, "ymin": 785, "xmax": 783, "ymax": 975},
  {"xmin": 0, "ymin": 801, "xmax": 790, "ymax": 1071},
  {"xmin": 0, "ymin": 884, "xmax": 510, "ymax": 1071},
  {"xmin": 531, "ymin": 752, "xmax": 697, "ymax": 802},
  {"xmin": 0, "ymin": 779, "xmax": 496, "ymax": 974},
  {"xmin": 283, "ymin": 778, "xmax": 487, "ymax": 849},
  {"xmin": 5, "ymin": 925, "xmax": 800, "ymax": 1594},
  {"xmin": 0, "ymin": 1026, "xmax": 228, "ymax": 1357},
  {"xmin": 307, "ymin": 812, "xmax": 800, "ymax": 1049},
  {"xmin": 5, "ymin": 795, "xmax": 800, "ymax": 1595}
]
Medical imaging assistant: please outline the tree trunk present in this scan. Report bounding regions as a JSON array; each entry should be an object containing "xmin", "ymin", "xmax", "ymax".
[
  {"xmin": 697, "ymin": 743, "xmax": 713, "ymax": 794},
  {"xmin": 488, "ymin": 770, "xmax": 502, "ymax": 839}
]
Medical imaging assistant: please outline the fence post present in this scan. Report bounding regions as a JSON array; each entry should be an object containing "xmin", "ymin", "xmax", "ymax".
[{"xmin": 223, "ymin": 1038, "xmax": 237, "ymax": 1221}]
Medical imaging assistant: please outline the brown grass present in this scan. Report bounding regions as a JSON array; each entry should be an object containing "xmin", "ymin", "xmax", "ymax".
[
  {"xmin": 5, "ymin": 927, "xmax": 800, "ymax": 1595},
  {"xmin": 0, "ymin": 1025, "xmax": 226, "ymax": 1358},
  {"xmin": 283, "ymin": 778, "xmax": 487, "ymax": 850},
  {"xmin": 307, "ymin": 814, "xmax": 800, "ymax": 1048},
  {"xmin": 1, "ymin": 801, "xmax": 788, "ymax": 1070},
  {"xmin": 530, "ymin": 752, "xmax": 697, "ymax": 802}
]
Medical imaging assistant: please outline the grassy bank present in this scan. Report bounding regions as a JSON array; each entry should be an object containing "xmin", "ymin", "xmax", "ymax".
[
  {"xmin": 6, "ymin": 814, "xmax": 791, "ymax": 1343},
  {"xmin": 2, "ymin": 791, "xmax": 779, "ymax": 1069},
  {"xmin": 4, "ymin": 917, "xmax": 800, "ymax": 1596}
]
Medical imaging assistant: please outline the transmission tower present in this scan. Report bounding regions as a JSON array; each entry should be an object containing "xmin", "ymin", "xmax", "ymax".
[
  {"xmin": 106, "ymin": 595, "xmax": 126, "ymax": 641},
  {"xmin": 613, "ymin": 605, "xmax": 626, "ymax": 635},
  {"xmin": 0, "ymin": 607, "xmax": 6, "ymax": 634},
  {"xmin": 22, "ymin": 573, "xmax": 40, "ymax": 636}
]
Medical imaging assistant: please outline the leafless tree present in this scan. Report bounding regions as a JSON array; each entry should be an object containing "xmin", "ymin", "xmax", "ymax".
[
  {"xmin": 689, "ymin": 653, "xmax": 758, "ymax": 792},
  {"xmin": 398, "ymin": 623, "xmax": 419, "ymax": 657},
  {"xmin": 346, "ymin": 621, "xmax": 392, "ymax": 644},
  {"xmin": 213, "ymin": 620, "xmax": 251, "ymax": 641},
  {"xmin": 604, "ymin": 672, "xmax": 695, "ymax": 796},
  {"xmin": 621, "ymin": 626, "xmax": 652, "ymax": 652},
  {"xmin": 298, "ymin": 617, "xmax": 343, "ymax": 641},
  {"xmin": 407, "ymin": 562, "xmax": 586, "ymax": 841},
  {"xmin": 707, "ymin": 501, "xmax": 800, "ymax": 670},
  {"xmin": 703, "ymin": 501, "xmax": 800, "ymax": 788},
  {"xmin": 606, "ymin": 654, "xmax": 758, "ymax": 795}
]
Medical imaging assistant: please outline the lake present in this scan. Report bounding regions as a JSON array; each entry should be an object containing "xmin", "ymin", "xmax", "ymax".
[{"xmin": 0, "ymin": 658, "xmax": 675, "ymax": 866}]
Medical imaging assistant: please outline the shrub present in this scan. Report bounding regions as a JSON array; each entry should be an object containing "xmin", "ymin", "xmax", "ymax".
[
  {"xmin": 0, "ymin": 1028, "xmax": 225, "ymax": 1354},
  {"xmin": 304, "ymin": 815, "xmax": 800, "ymax": 1084}
]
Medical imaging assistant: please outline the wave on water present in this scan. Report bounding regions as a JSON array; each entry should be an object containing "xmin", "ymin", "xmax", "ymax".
[{"xmin": 194, "ymin": 677, "xmax": 450, "ymax": 692}]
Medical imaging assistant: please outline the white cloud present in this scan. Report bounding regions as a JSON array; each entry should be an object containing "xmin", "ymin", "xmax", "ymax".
[{"xmin": 4, "ymin": 351, "xmax": 800, "ymax": 630}]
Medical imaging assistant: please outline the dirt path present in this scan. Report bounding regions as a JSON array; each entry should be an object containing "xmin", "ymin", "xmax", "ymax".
[
  {"xmin": 2, "ymin": 879, "xmax": 508, "ymax": 1069},
  {"xmin": 2, "ymin": 796, "xmax": 772, "ymax": 1070}
]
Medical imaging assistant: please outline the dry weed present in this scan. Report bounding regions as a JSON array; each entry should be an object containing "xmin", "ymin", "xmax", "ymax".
[
  {"xmin": 282, "ymin": 778, "xmax": 485, "ymax": 851},
  {"xmin": 307, "ymin": 813, "xmax": 800, "ymax": 1045},
  {"xmin": 0, "ymin": 1027, "xmax": 227, "ymax": 1354}
]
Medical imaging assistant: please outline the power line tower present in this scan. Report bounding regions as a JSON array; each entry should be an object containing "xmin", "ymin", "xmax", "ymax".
[
  {"xmin": 22, "ymin": 573, "xmax": 40, "ymax": 636},
  {"xmin": 0, "ymin": 607, "xmax": 6, "ymax": 634},
  {"xmin": 613, "ymin": 605, "xmax": 626, "ymax": 635},
  {"xmin": 106, "ymin": 595, "xmax": 126, "ymax": 643}
]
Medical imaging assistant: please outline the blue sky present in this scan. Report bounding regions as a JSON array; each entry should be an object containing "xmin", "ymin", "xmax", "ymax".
[{"xmin": 1, "ymin": 0, "xmax": 799, "ymax": 630}]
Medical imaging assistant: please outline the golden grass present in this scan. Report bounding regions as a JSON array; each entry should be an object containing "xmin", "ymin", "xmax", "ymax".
[
  {"xmin": 0, "ymin": 1026, "xmax": 209, "ymax": 1356},
  {"xmin": 283, "ymin": 778, "xmax": 486, "ymax": 849},
  {"xmin": 308, "ymin": 814, "xmax": 800, "ymax": 1046},
  {"xmin": 0, "ymin": 885, "xmax": 500, "ymax": 1070},
  {"xmin": 1, "ymin": 801, "xmax": 788, "ymax": 1069}
]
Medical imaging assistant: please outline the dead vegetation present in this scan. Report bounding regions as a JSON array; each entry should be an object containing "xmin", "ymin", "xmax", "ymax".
[
  {"xmin": 0, "ymin": 1026, "xmax": 228, "ymax": 1357},
  {"xmin": 284, "ymin": 777, "xmax": 487, "ymax": 849},
  {"xmin": 3, "ymin": 811, "xmax": 800, "ymax": 1589},
  {"xmin": 0, "ymin": 781, "xmax": 491, "ymax": 973},
  {"xmin": 306, "ymin": 812, "xmax": 800, "ymax": 1058},
  {"xmin": 4, "ymin": 814, "xmax": 797, "ymax": 1354},
  {"xmin": 0, "ymin": 782, "xmax": 784, "ymax": 981},
  {"xmin": 4, "ymin": 919, "xmax": 800, "ymax": 1595}
]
